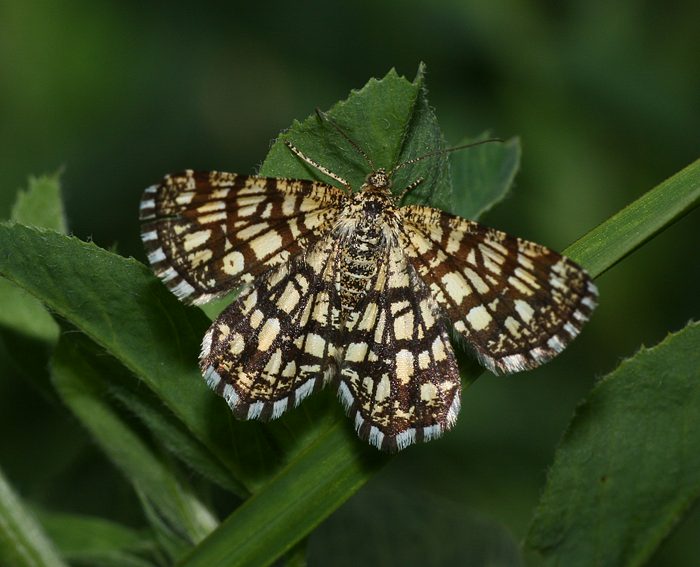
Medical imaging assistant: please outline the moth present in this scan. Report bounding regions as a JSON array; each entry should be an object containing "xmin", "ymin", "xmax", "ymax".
[{"xmin": 140, "ymin": 120, "xmax": 597, "ymax": 452}]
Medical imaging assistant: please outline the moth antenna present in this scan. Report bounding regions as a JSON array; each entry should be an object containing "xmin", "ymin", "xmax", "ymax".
[
  {"xmin": 284, "ymin": 140, "xmax": 351, "ymax": 192},
  {"xmin": 316, "ymin": 108, "xmax": 376, "ymax": 171},
  {"xmin": 390, "ymin": 138, "xmax": 504, "ymax": 175},
  {"xmin": 397, "ymin": 177, "xmax": 424, "ymax": 203}
]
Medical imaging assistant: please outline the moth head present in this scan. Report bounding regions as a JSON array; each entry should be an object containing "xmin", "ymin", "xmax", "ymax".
[{"xmin": 365, "ymin": 168, "xmax": 391, "ymax": 191}]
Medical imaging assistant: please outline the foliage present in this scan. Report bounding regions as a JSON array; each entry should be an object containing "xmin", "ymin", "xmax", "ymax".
[
  {"xmin": 527, "ymin": 322, "xmax": 700, "ymax": 566},
  {"xmin": 1, "ymin": 69, "xmax": 699, "ymax": 566}
]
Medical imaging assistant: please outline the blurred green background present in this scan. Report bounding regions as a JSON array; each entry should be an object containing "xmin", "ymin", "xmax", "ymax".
[{"xmin": 1, "ymin": 1, "xmax": 698, "ymax": 565}]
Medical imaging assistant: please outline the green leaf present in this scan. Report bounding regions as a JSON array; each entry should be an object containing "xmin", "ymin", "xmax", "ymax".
[
  {"xmin": 308, "ymin": 483, "xmax": 523, "ymax": 566},
  {"xmin": 0, "ymin": 68, "xmax": 463, "ymax": 521},
  {"xmin": 0, "ymin": 173, "xmax": 64, "ymax": 398},
  {"xmin": 0, "ymin": 173, "xmax": 66, "ymax": 343},
  {"xmin": 51, "ymin": 333, "xmax": 218, "ymax": 558},
  {"xmin": 450, "ymin": 133, "xmax": 521, "ymax": 220},
  {"xmin": 11, "ymin": 172, "xmax": 68, "ymax": 234},
  {"xmin": 37, "ymin": 510, "xmax": 157, "ymax": 567},
  {"xmin": 0, "ymin": 223, "xmax": 272, "ymax": 494},
  {"xmin": 0, "ymin": 466, "xmax": 67, "ymax": 567},
  {"xmin": 0, "ymin": 278, "xmax": 59, "ymax": 344},
  {"xmin": 260, "ymin": 65, "xmax": 451, "ymax": 210},
  {"xmin": 2, "ymin": 68, "xmax": 698, "ymax": 567},
  {"xmin": 527, "ymin": 321, "xmax": 700, "ymax": 566}
]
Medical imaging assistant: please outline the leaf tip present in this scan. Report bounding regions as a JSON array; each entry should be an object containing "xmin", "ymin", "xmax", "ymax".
[{"xmin": 413, "ymin": 62, "xmax": 428, "ymax": 86}]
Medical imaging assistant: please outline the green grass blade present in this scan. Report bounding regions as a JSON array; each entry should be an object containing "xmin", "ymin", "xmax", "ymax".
[
  {"xmin": 0, "ymin": 467, "xmax": 68, "ymax": 567},
  {"xmin": 106, "ymin": 375, "xmax": 244, "ymax": 495},
  {"xmin": 179, "ymin": 424, "xmax": 387, "ymax": 567},
  {"xmin": 51, "ymin": 333, "xmax": 218, "ymax": 557},
  {"xmin": 527, "ymin": 321, "xmax": 700, "ymax": 566},
  {"xmin": 37, "ymin": 510, "xmax": 158, "ymax": 567},
  {"xmin": 566, "ymin": 157, "xmax": 700, "ymax": 278}
]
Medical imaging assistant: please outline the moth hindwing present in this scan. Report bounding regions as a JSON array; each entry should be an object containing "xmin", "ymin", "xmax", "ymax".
[{"xmin": 141, "ymin": 142, "xmax": 597, "ymax": 452}]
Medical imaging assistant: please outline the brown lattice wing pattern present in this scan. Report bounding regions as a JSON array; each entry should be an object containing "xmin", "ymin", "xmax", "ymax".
[
  {"xmin": 398, "ymin": 205, "xmax": 598, "ymax": 374},
  {"xmin": 199, "ymin": 238, "xmax": 342, "ymax": 420},
  {"xmin": 140, "ymin": 170, "xmax": 345, "ymax": 304},
  {"xmin": 336, "ymin": 245, "xmax": 461, "ymax": 451}
]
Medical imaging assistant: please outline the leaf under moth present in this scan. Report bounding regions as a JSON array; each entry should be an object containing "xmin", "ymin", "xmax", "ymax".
[{"xmin": 260, "ymin": 64, "xmax": 451, "ymax": 210}]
